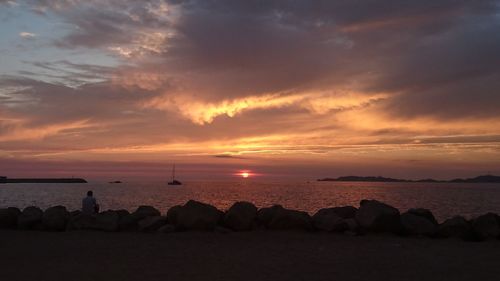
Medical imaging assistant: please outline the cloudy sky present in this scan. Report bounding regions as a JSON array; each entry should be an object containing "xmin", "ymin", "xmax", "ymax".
[{"xmin": 1, "ymin": 0, "xmax": 499, "ymax": 180}]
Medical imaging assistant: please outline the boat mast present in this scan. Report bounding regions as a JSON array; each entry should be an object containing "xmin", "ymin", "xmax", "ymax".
[{"xmin": 172, "ymin": 164, "xmax": 176, "ymax": 181}]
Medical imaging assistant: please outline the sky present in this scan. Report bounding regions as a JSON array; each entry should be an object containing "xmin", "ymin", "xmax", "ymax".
[{"xmin": 0, "ymin": 0, "xmax": 500, "ymax": 181}]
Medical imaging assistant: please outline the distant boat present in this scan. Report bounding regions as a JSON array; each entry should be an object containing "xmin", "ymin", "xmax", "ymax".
[
  {"xmin": 109, "ymin": 180, "xmax": 122, "ymax": 184},
  {"xmin": 168, "ymin": 164, "xmax": 182, "ymax": 186}
]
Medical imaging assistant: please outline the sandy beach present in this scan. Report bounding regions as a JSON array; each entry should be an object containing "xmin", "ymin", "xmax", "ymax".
[{"xmin": 1, "ymin": 230, "xmax": 499, "ymax": 281}]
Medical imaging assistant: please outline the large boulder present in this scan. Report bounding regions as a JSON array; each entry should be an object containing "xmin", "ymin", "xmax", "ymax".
[
  {"xmin": 158, "ymin": 224, "xmax": 176, "ymax": 233},
  {"xmin": 166, "ymin": 205, "xmax": 182, "ymax": 225},
  {"xmin": 67, "ymin": 213, "xmax": 96, "ymax": 230},
  {"xmin": 224, "ymin": 201, "xmax": 257, "ymax": 231},
  {"xmin": 17, "ymin": 206, "xmax": 43, "ymax": 230},
  {"xmin": 400, "ymin": 212, "xmax": 437, "ymax": 236},
  {"xmin": 215, "ymin": 226, "xmax": 232, "ymax": 234},
  {"xmin": 138, "ymin": 216, "xmax": 168, "ymax": 232},
  {"xmin": 119, "ymin": 206, "xmax": 159, "ymax": 231},
  {"xmin": 355, "ymin": 200, "xmax": 401, "ymax": 233},
  {"xmin": 175, "ymin": 200, "xmax": 224, "ymax": 231},
  {"xmin": 472, "ymin": 213, "xmax": 500, "ymax": 240},
  {"xmin": 115, "ymin": 209, "xmax": 130, "ymax": 218},
  {"xmin": 344, "ymin": 218, "xmax": 359, "ymax": 233},
  {"xmin": 0, "ymin": 207, "xmax": 21, "ymax": 229},
  {"xmin": 118, "ymin": 215, "xmax": 138, "ymax": 231},
  {"xmin": 132, "ymin": 206, "xmax": 161, "ymax": 220},
  {"xmin": 257, "ymin": 205, "xmax": 284, "ymax": 227},
  {"xmin": 437, "ymin": 216, "xmax": 472, "ymax": 239},
  {"xmin": 407, "ymin": 208, "xmax": 438, "ymax": 225},
  {"xmin": 94, "ymin": 210, "xmax": 120, "ymax": 232},
  {"xmin": 267, "ymin": 208, "xmax": 313, "ymax": 231},
  {"xmin": 312, "ymin": 208, "xmax": 348, "ymax": 232},
  {"xmin": 42, "ymin": 206, "xmax": 70, "ymax": 231},
  {"xmin": 70, "ymin": 210, "xmax": 82, "ymax": 218},
  {"xmin": 68, "ymin": 210, "xmax": 127, "ymax": 232},
  {"xmin": 330, "ymin": 206, "xmax": 358, "ymax": 219}
]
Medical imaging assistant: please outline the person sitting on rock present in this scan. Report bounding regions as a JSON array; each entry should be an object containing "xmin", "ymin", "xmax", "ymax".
[{"xmin": 82, "ymin": 190, "xmax": 99, "ymax": 215}]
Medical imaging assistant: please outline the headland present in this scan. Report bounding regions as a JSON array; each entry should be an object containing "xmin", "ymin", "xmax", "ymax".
[
  {"xmin": 317, "ymin": 174, "xmax": 500, "ymax": 183},
  {"xmin": 0, "ymin": 176, "xmax": 87, "ymax": 184}
]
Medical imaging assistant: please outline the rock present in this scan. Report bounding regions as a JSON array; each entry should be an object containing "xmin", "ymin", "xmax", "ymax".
[
  {"xmin": 115, "ymin": 209, "xmax": 130, "ymax": 218},
  {"xmin": 438, "ymin": 216, "xmax": 472, "ymax": 238},
  {"xmin": 257, "ymin": 205, "xmax": 313, "ymax": 231},
  {"xmin": 166, "ymin": 205, "xmax": 182, "ymax": 225},
  {"xmin": 138, "ymin": 216, "xmax": 168, "ymax": 232},
  {"xmin": 132, "ymin": 206, "xmax": 161, "ymax": 220},
  {"xmin": 267, "ymin": 208, "xmax": 313, "ymax": 231},
  {"xmin": 158, "ymin": 224, "xmax": 176, "ymax": 233},
  {"xmin": 118, "ymin": 214, "xmax": 139, "ymax": 231},
  {"xmin": 257, "ymin": 205, "xmax": 284, "ymax": 227},
  {"xmin": 344, "ymin": 218, "xmax": 359, "ymax": 233},
  {"xmin": 0, "ymin": 207, "xmax": 21, "ymax": 229},
  {"xmin": 70, "ymin": 210, "xmax": 82, "ymax": 218},
  {"xmin": 17, "ymin": 206, "xmax": 43, "ymax": 230},
  {"xmin": 175, "ymin": 200, "xmax": 224, "ymax": 231},
  {"xmin": 312, "ymin": 208, "xmax": 348, "ymax": 232},
  {"xmin": 355, "ymin": 200, "xmax": 401, "ymax": 233},
  {"xmin": 119, "ymin": 206, "xmax": 159, "ymax": 231},
  {"xmin": 68, "ymin": 210, "xmax": 120, "ymax": 232},
  {"xmin": 400, "ymin": 212, "xmax": 437, "ymax": 236},
  {"xmin": 95, "ymin": 210, "xmax": 120, "ymax": 232},
  {"xmin": 330, "ymin": 206, "xmax": 358, "ymax": 219},
  {"xmin": 215, "ymin": 226, "xmax": 232, "ymax": 234},
  {"xmin": 42, "ymin": 206, "xmax": 70, "ymax": 231},
  {"xmin": 224, "ymin": 201, "xmax": 257, "ymax": 231},
  {"xmin": 472, "ymin": 213, "xmax": 500, "ymax": 240},
  {"xmin": 67, "ymin": 213, "xmax": 96, "ymax": 230},
  {"xmin": 407, "ymin": 208, "xmax": 438, "ymax": 225}
]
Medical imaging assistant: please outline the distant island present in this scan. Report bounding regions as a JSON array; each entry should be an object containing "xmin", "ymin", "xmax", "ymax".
[
  {"xmin": 0, "ymin": 176, "xmax": 87, "ymax": 184},
  {"xmin": 317, "ymin": 175, "xmax": 500, "ymax": 183}
]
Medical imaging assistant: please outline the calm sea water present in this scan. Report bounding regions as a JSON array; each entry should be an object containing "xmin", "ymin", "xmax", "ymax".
[{"xmin": 1, "ymin": 181, "xmax": 500, "ymax": 222}]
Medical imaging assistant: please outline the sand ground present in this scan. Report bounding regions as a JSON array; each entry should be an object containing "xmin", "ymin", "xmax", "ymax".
[{"xmin": 1, "ymin": 230, "xmax": 499, "ymax": 281}]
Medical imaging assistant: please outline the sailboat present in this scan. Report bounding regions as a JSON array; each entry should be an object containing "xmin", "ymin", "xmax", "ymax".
[{"xmin": 168, "ymin": 164, "xmax": 182, "ymax": 186}]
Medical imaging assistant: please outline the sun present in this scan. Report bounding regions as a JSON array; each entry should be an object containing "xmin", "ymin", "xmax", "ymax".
[{"xmin": 241, "ymin": 172, "xmax": 250, "ymax": 178}]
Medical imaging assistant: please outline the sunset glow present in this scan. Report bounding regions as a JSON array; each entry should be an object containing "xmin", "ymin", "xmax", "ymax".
[{"xmin": 0, "ymin": 1, "xmax": 499, "ymax": 180}]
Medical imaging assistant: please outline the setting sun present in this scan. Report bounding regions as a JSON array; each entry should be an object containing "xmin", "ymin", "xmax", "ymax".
[{"xmin": 241, "ymin": 172, "xmax": 250, "ymax": 178}]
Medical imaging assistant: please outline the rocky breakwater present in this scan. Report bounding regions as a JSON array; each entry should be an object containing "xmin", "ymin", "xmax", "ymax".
[{"xmin": 1, "ymin": 199, "xmax": 500, "ymax": 241}]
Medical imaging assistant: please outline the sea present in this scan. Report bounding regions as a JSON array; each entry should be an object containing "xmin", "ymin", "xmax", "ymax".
[{"xmin": 1, "ymin": 181, "xmax": 500, "ymax": 222}]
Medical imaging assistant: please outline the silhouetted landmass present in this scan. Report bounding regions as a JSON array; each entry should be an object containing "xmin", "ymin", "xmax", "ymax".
[
  {"xmin": 449, "ymin": 175, "xmax": 500, "ymax": 183},
  {"xmin": 317, "ymin": 175, "xmax": 500, "ymax": 183},
  {"xmin": 0, "ymin": 176, "xmax": 87, "ymax": 184}
]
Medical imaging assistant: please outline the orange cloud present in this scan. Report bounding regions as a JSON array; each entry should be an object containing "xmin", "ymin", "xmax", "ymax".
[
  {"xmin": 146, "ymin": 91, "xmax": 387, "ymax": 125},
  {"xmin": 0, "ymin": 119, "xmax": 92, "ymax": 142}
]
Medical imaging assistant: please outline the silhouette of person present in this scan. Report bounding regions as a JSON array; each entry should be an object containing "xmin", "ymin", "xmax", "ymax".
[{"xmin": 82, "ymin": 190, "xmax": 99, "ymax": 215}]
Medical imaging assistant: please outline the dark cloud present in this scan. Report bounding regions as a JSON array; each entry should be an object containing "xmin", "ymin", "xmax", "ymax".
[
  {"xmin": 157, "ymin": 1, "xmax": 500, "ymax": 114},
  {"xmin": 24, "ymin": 0, "xmax": 500, "ymax": 111},
  {"xmin": 214, "ymin": 154, "xmax": 246, "ymax": 159}
]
